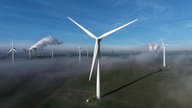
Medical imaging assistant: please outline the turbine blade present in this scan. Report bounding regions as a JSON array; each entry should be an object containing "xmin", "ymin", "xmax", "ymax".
[
  {"xmin": 7, "ymin": 49, "xmax": 12, "ymax": 54},
  {"xmin": 160, "ymin": 46, "xmax": 163, "ymax": 49},
  {"xmin": 99, "ymin": 19, "xmax": 138, "ymax": 39},
  {"xmin": 13, "ymin": 49, "xmax": 17, "ymax": 53},
  {"xmin": 68, "ymin": 17, "xmax": 97, "ymax": 39},
  {"xmin": 159, "ymin": 37, "xmax": 164, "ymax": 45},
  {"xmin": 89, "ymin": 40, "xmax": 98, "ymax": 81}
]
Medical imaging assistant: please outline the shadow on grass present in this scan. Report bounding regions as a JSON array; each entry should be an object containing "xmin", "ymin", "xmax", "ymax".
[{"xmin": 101, "ymin": 68, "xmax": 165, "ymax": 99}]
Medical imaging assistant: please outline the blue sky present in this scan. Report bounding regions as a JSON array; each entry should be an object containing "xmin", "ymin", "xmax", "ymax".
[{"xmin": 0, "ymin": 0, "xmax": 192, "ymax": 50}]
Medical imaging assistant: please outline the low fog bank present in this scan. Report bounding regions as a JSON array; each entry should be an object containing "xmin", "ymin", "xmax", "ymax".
[
  {"xmin": 0, "ymin": 57, "xmax": 91, "ymax": 108},
  {"xmin": 101, "ymin": 52, "xmax": 192, "ymax": 108},
  {"xmin": 0, "ymin": 51, "xmax": 192, "ymax": 108},
  {"xmin": 156, "ymin": 75, "xmax": 192, "ymax": 107},
  {"xmin": 0, "ymin": 56, "xmax": 138, "ymax": 108},
  {"xmin": 156, "ymin": 53, "xmax": 192, "ymax": 107}
]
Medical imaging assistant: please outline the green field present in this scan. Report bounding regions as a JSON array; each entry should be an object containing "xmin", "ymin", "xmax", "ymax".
[{"xmin": 37, "ymin": 61, "xmax": 192, "ymax": 108}]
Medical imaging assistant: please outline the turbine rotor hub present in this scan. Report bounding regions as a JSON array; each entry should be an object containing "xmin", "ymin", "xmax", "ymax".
[{"xmin": 97, "ymin": 38, "xmax": 102, "ymax": 42}]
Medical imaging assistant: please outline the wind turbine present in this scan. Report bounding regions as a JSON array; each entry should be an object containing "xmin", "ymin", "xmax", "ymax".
[
  {"xmin": 68, "ymin": 17, "xmax": 138, "ymax": 100},
  {"xmin": 160, "ymin": 38, "xmax": 167, "ymax": 67},
  {"xmin": 78, "ymin": 46, "xmax": 82, "ymax": 62},
  {"xmin": 28, "ymin": 50, "xmax": 32, "ymax": 59},
  {"xmin": 7, "ymin": 40, "xmax": 17, "ymax": 63}
]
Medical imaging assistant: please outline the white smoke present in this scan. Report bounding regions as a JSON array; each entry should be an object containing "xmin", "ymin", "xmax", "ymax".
[
  {"xmin": 29, "ymin": 35, "xmax": 63, "ymax": 50},
  {"xmin": 148, "ymin": 43, "xmax": 160, "ymax": 52}
]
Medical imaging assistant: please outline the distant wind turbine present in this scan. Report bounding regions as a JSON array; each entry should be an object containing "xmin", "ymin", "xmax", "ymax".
[
  {"xmin": 78, "ymin": 46, "xmax": 82, "ymax": 62},
  {"xmin": 68, "ymin": 17, "xmax": 138, "ymax": 100},
  {"xmin": 160, "ymin": 38, "xmax": 167, "ymax": 67},
  {"xmin": 7, "ymin": 40, "xmax": 17, "ymax": 63}
]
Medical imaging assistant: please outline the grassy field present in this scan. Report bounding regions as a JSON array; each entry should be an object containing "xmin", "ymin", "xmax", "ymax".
[{"xmin": 36, "ymin": 60, "xmax": 192, "ymax": 108}]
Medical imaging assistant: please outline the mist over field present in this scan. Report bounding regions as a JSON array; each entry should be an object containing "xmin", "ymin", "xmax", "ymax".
[
  {"xmin": 0, "ymin": 51, "xmax": 192, "ymax": 108},
  {"xmin": 0, "ymin": 57, "xmax": 90, "ymax": 108}
]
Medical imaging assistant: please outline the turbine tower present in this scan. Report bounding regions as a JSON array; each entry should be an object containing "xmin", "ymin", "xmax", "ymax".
[
  {"xmin": 160, "ymin": 39, "xmax": 167, "ymax": 67},
  {"xmin": 78, "ymin": 46, "xmax": 82, "ymax": 62},
  {"xmin": 86, "ymin": 47, "xmax": 89, "ymax": 58},
  {"xmin": 7, "ymin": 40, "xmax": 17, "ymax": 63},
  {"xmin": 51, "ymin": 49, "xmax": 54, "ymax": 59},
  {"xmin": 68, "ymin": 17, "xmax": 138, "ymax": 99},
  {"xmin": 29, "ymin": 50, "xmax": 32, "ymax": 59}
]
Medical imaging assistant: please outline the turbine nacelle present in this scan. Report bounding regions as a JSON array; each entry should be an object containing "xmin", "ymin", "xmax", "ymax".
[
  {"xmin": 7, "ymin": 40, "xmax": 17, "ymax": 54},
  {"xmin": 161, "ymin": 44, "xmax": 167, "ymax": 49},
  {"xmin": 96, "ymin": 38, "xmax": 102, "ymax": 42},
  {"xmin": 7, "ymin": 48, "xmax": 17, "ymax": 54}
]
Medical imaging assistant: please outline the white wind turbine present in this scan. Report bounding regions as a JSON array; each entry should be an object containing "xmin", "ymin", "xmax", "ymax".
[
  {"xmin": 68, "ymin": 17, "xmax": 138, "ymax": 100},
  {"xmin": 160, "ymin": 38, "xmax": 167, "ymax": 67},
  {"xmin": 7, "ymin": 40, "xmax": 17, "ymax": 63}
]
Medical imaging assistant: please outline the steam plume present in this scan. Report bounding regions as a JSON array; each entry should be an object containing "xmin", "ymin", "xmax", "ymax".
[
  {"xmin": 29, "ymin": 35, "xmax": 63, "ymax": 50},
  {"xmin": 148, "ymin": 43, "xmax": 159, "ymax": 52}
]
